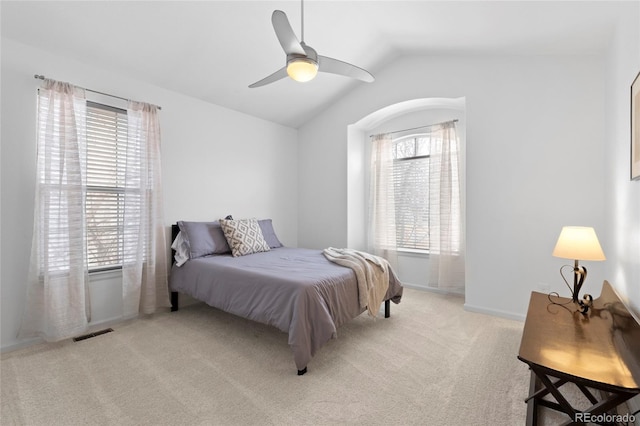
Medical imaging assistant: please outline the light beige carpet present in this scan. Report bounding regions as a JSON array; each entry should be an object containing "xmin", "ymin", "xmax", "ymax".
[{"xmin": 2, "ymin": 289, "xmax": 536, "ymax": 425}]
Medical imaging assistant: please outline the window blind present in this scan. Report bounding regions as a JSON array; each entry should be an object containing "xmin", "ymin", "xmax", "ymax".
[
  {"xmin": 389, "ymin": 132, "xmax": 461, "ymax": 253},
  {"xmin": 392, "ymin": 136, "xmax": 430, "ymax": 250},
  {"xmin": 85, "ymin": 102, "xmax": 128, "ymax": 271}
]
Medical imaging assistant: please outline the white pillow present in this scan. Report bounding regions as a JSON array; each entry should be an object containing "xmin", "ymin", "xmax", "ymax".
[{"xmin": 171, "ymin": 231, "xmax": 189, "ymax": 266}]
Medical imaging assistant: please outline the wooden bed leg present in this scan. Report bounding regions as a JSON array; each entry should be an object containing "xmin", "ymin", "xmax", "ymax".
[
  {"xmin": 171, "ymin": 291, "xmax": 179, "ymax": 312},
  {"xmin": 297, "ymin": 367, "xmax": 307, "ymax": 376},
  {"xmin": 384, "ymin": 299, "xmax": 390, "ymax": 318}
]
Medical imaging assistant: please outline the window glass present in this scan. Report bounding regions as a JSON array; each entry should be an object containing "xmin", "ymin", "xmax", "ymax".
[
  {"xmin": 86, "ymin": 102, "xmax": 128, "ymax": 271},
  {"xmin": 392, "ymin": 134, "xmax": 430, "ymax": 251}
]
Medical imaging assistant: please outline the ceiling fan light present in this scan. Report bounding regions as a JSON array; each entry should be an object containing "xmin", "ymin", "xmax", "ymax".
[{"xmin": 286, "ymin": 58, "xmax": 318, "ymax": 82}]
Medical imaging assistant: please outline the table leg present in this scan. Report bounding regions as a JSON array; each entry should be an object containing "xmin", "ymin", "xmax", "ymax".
[
  {"xmin": 526, "ymin": 369, "xmax": 540, "ymax": 426},
  {"xmin": 530, "ymin": 365, "xmax": 578, "ymax": 418},
  {"xmin": 524, "ymin": 364, "xmax": 638, "ymax": 426}
]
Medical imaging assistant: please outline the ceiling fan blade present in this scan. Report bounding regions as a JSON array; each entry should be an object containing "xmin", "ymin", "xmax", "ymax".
[
  {"xmin": 248, "ymin": 67, "xmax": 288, "ymax": 88},
  {"xmin": 318, "ymin": 55, "xmax": 375, "ymax": 83},
  {"xmin": 272, "ymin": 10, "xmax": 306, "ymax": 56}
]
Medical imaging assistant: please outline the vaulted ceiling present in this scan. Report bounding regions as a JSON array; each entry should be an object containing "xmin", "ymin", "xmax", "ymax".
[{"xmin": 1, "ymin": 1, "xmax": 629, "ymax": 128}]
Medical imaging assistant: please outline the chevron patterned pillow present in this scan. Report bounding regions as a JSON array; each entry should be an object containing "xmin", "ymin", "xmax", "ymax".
[{"xmin": 219, "ymin": 218, "xmax": 271, "ymax": 257}]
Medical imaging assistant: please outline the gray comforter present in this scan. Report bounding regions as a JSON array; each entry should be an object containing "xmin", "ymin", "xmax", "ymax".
[{"xmin": 169, "ymin": 247, "xmax": 403, "ymax": 371}]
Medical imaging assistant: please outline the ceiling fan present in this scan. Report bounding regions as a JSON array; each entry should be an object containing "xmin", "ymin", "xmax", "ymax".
[{"xmin": 249, "ymin": 1, "xmax": 375, "ymax": 88}]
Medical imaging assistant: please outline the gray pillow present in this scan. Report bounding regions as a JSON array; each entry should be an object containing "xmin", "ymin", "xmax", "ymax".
[
  {"xmin": 258, "ymin": 219, "xmax": 283, "ymax": 248},
  {"xmin": 177, "ymin": 221, "xmax": 231, "ymax": 258}
]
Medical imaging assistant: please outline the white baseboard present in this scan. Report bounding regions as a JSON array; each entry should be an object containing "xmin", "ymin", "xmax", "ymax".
[
  {"xmin": 463, "ymin": 303, "xmax": 526, "ymax": 322},
  {"xmin": 1, "ymin": 314, "xmax": 136, "ymax": 354},
  {"xmin": 1, "ymin": 337, "xmax": 43, "ymax": 353},
  {"xmin": 402, "ymin": 283, "xmax": 524, "ymax": 321},
  {"xmin": 401, "ymin": 282, "xmax": 464, "ymax": 296}
]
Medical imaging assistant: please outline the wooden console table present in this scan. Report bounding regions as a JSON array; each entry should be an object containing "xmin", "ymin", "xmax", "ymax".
[{"xmin": 518, "ymin": 280, "xmax": 640, "ymax": 425}]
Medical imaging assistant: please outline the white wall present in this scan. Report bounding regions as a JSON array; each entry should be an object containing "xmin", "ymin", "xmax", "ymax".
[
  {"xmin": 1, "ymin": 38, "xmax": 298, "ymax": 350},
  {"xmin": 298, "ymin": 53, "xmax": 609, "ymax": 320},
  {"xmin": 604, "ymin": 9, "xmax": 640, "ymax": 317}
]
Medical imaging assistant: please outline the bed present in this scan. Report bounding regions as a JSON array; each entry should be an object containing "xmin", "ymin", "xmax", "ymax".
[{"xmin": 168, "ymin": 220, "xmax": 403, "ymax": 375}]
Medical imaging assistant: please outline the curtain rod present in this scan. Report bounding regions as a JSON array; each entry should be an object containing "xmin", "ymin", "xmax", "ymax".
[
  {"xmin": 370, "ymin": 119, "xmax": 458, "ymax": 138},
  {"xmin": 34, "ymin": 74, "xmax": 162, "ymax": 110}
]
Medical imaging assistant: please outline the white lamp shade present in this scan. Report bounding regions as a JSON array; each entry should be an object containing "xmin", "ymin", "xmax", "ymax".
[
  {"xmin": 552, "ymin": 226, "xmax": 606, "ymax": 261},
  {"xmin": 286, "ymin": 59, "xmax": 318, "ymax": 82}
]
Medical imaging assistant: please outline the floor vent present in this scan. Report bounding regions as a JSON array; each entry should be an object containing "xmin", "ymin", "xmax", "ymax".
[{"xmin": 73, "ymin": 328, "xmax": 113, "ymax": 342}]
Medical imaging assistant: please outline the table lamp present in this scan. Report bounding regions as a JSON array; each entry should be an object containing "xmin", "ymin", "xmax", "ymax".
[{"xmin": 552, "ymin": 226, "xmax": 606, "ymax": 305}]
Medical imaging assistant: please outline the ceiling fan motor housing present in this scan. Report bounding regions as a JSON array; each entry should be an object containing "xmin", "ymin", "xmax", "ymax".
[{"xmin": 286, "ymin": 42, "xmax": 318, "ymax": 67}]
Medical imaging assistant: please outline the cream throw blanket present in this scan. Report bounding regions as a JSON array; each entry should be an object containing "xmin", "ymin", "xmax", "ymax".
[{"xmin": 322, "ymin": 247, "xmax": 390, "ymax": 317}]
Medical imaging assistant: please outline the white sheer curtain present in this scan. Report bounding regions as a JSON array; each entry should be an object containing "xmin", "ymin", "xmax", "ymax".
[
  {"xmin": 427, "ymin": 121, "xmax": 465, "ymax": 291},
  {"xmin": 122, "ymin": 102, "xmax": 170, "ymax": 317},
  {"xmin": 20, "ymin": 82, "xmax": 170, "ymax": 341},
  {"xmin": 368, "ymin": 133, "xmax": 398, "ymax": 269},
  {"xmin": 19, "ymin": 80, "xmax": 90, "ymax": 341}
]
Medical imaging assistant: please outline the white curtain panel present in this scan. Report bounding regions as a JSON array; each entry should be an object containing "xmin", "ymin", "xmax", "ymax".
[
  {"xmin": 19, "ymin": 80, "xmax": 90, "ymax": 341},
  {"xmin": 427, "ymin": 122, "xmax": 465, "ymax": 291},
  {"xmin": 122, "ymin": 102, "xmax": 170, "ymax": 317},
  {"xmin": 19, "ymin": 83, "xmax": 170, "ymax": 342},
  {"xmin": 368, "ymin": 133, "xmax": 399, "ymax": 269}
]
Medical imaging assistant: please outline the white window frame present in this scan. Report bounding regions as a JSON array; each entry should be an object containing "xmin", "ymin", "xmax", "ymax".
[
  {"xmin": 392, "ymin": 133, "xmax": 431, "ymax": 252},
  {"xmin": 85, "ymin": 101, "xmax": 129, "ymax": 273}
]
